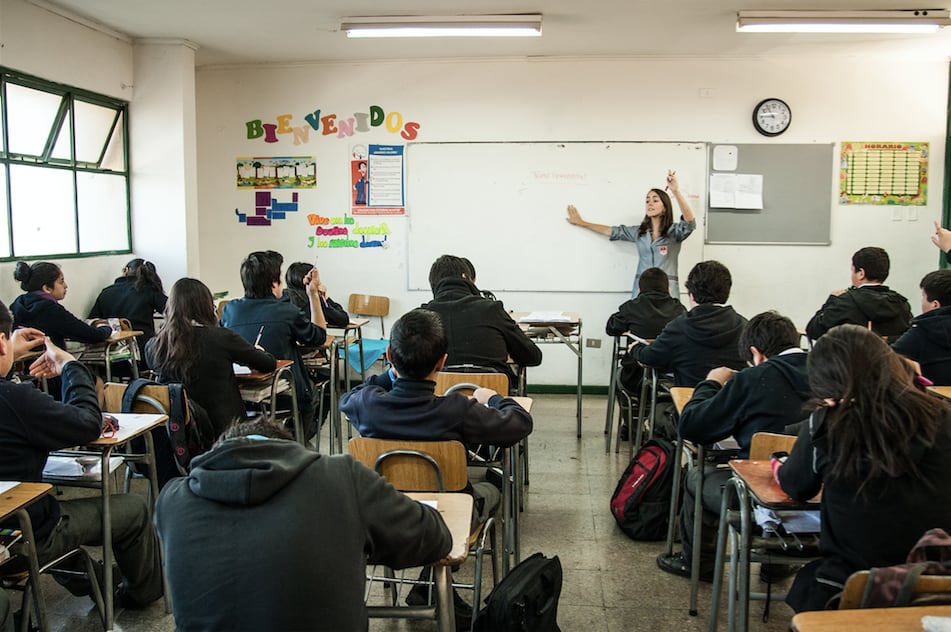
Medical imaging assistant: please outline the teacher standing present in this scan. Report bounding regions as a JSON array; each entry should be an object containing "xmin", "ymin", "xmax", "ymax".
[{"xmin": 566, "ymin": 170, "xmax": 696, "ymax": 297}]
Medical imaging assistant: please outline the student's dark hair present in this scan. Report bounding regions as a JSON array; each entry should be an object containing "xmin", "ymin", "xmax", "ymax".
[
  {"xmin": 684, "ymin": 260, "xmax": 731, "ymax": 304},
  {"xmin": 284, "ymin": 262, "xmax": 313, "ymax": 311},
  {"xmin": 739, "ymin": 311, "xmax": 799, "ymax": 362},
  {"xmin": 637, "ymin": 188, "xmax": 674, "ymax": 238},
  {"xmin": 808, "ymin": 324, "xmax": 945, "ymax": 494},
  {"xmin": 428, "ymin": 255, "xmax": 470, "ymax": 292},
  {"xmin": 851, "ymin": 246, "xmax": 890, "ymax": 282},
  {"xmin": 460, "ymin": 257, "xmax": 477, "ymax": 280},
  {"xmin": 13, "ymin": 261, "xmax": 61, "ymax": 292},
  {"xmin": 388, "ymin": 309, "xmax": 447, "ymax": 379},
  {"xmin": 148, "ymin": 278, "xmax": 216, "ymax": 383},
  {"xmin": 124, "ymin": 258, "xmax": 164, "ymax": 294},
  {"xmin": 638, "ymin": 267, "xmax": 670, "ymax": 295},
  {"xmin": 219, "ymin": 416, "xmax": 293, "ymax": 442},
  {"xmin": 240, "ymin": 250, "xmax": 283, "ymax": 298},
  {"xmin": 921, "ymin": 269, "xmax": 951, "ymax": 306},
  {"xmin": 0, "ymin": 301, "xmax": 12, "ymax": 337}
]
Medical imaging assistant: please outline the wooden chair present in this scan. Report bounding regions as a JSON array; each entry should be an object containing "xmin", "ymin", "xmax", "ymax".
[
  {"xmin": 839, "ymin": 570, "xmax": 951, "ymax": 609},
  {"xmin": 749, "ymin": 431, "xmax": 797, "ymax": 460},
  {"xmin": 347, "ymin": 294, "xmax": 390, "ymax": 337},
  {"xmin": 102, "ymin": 381, "xmax": 186, "ymax": 480},
  {"xmin": 348, "ymin": 437, "xmax": 497, "ymax": 619}
]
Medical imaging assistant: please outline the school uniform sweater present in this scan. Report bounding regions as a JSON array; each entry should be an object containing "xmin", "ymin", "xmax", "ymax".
[
  {"xmin": 678, "ymin": 350, "xmax": 810, "ymax": 457},
  {"xmin": 628, "ymin": 303, "xmax": 748, "ymax": 387},
  {"xmin": 805, "ymin": 284, "xmax": 913, "ymax": 340},
  {"xmin": 605, "ymin": 290, "xmax": 686, "ymax": 339},
  {"xmin": 11, "ymin": 292, "xmax": 112, "ymax": 349},
  {"xmin": 891, "ymin": 305, "xmax": 951, "ymax": 386},
  {"xmin": 89, "ymin": 276, "xmax": 167, "ymax": 354}
]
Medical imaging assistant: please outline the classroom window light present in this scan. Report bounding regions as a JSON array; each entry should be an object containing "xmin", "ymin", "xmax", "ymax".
[
  {"xmin": 341, "ymin": 14, "xmax": 543, "ymax": 38},
  {"xmin": 736, "ymin": 9, "xmax": 951, "ymax": 33}
]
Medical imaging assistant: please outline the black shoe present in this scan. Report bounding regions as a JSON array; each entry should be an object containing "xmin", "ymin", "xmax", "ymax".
[
  {"xmin": 759, "ymin": 563, "xmax": 802, "ymax": 584},
  {"xmin": 115, "ymin": 585, "xmax": 154, "ymax": 610},
  {"xmin": 453, "ymin": 589, "xmax": 472, "ymax": 631},
  {"xmin": 656, "ymin": 552, "xmax": 714, "ymax": 582},
  {"xmin": 619, "ymin": 423, "xmax": 629, "ymax": 441},
  {"xmin": 405, "ymin": 582, "xmax": 431, "ymax": 606}
]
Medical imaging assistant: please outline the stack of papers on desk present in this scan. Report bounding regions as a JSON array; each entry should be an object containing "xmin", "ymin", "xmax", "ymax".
[
  {"xmin": 518, "ymin": 311, "xmax": 570, "ymax": 323},
  {"xmin": 43, "ymin": 456, "xmax": 124, "ymax": 481},
  {"xmin": 232, "ymin": 363, "xmax": 252, "ymax": 375}
]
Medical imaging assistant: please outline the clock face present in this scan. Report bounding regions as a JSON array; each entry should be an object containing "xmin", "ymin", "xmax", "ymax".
[{"xmin": 753, "ymin": 98, "xmax": 791, "ymax": 137}]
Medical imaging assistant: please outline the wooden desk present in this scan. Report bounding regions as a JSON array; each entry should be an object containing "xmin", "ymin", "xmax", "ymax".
[
  {"xmin": 928, "ymin": 385, "xmax": 951, "ymax": 400},
  {"xmin": 328, "ymin": 318, "xmax": 371, "ymax": 385},
  {"xmin": 0, "ymin": 482, "xmax": 53, "ymax": 632},
  {"xmin": 236, "ymin": 359, "xmax": 302, "ymax": 444},
  {"xmin": 512, "ymin": 312, "xmax": 583, "ymax": 437},
  {"xmin": 74, "ymin": 329, "xmax": 144, "ymax": 382},
  {"xmin": 671, "ymin": 386, "xmax": 694, "ymax": 415},
  {"xmin": 45, "ymin": 413, "xmax": 167, "ymax": 632},
  {"xmin": 791, "ymin": 604, "xmax": 951, "ymax": 631}
]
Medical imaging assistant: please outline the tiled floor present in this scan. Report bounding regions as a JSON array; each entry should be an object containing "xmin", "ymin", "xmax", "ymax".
[{"xmin": 13, "ymin": 394, "xmax": 797, "ymax": 631}]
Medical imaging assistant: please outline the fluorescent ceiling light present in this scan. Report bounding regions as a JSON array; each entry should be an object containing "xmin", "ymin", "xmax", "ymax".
[
  {"xmin": 341, "ymin": 14, "xmax": 543, "ymax": 38},
  {"xmin": 737, "ymin": 9, "xmax": 951, "ymax": 33}
]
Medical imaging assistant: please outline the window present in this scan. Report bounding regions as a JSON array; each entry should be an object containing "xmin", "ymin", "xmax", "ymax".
[{"xmin": 0, "ymin": 68, "xmax": 131, "ymax": 260}]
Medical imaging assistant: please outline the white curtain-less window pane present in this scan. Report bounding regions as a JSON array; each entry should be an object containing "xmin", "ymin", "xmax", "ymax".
[
  {"xmin": 50, "ymin": 108, "xmax": 73, "ymax": 162},
  {"xmin": 9, "ymin": 165, "xmax": 76, "ymax": 256},
  {"xmin": 100, "ymin": 112, "xmax": 126, "ymax": 172},
  {"xmin": 6, "ymin": 84, "xmax": 62, "ymax": 157},
  {"xmin": 77, "ymin": 172, "xmax": 127, "ymax": 252},
  {"xmin": 74, "ymin": 100, "xmax": 115, "ymax": 165},
  {"xmin": 0, "ymin": 170, "xmax": 9, "ymax": 258}
]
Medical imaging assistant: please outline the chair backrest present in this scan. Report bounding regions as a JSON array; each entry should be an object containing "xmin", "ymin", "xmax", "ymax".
[
  {"xmin": 102, "ymin": 381, "xmax": 170, "ymax": 415},
  {"xmin": 347, "ymin": 294, "xmax": 390, "ymax": 336},
  {"xmin": 348, "ymin": 437, "xmax": 468, "ymax": 492},
  {"xmin": 434, "ymin": 371, "xmax": 510, "ymax": 397},
  {"xmin": 839, "ymin": 570, "xmax": 951, "ymax": 609},
  {"xmin": 749, "ymin": 431, "xmax": 797, "ymax": 460}
]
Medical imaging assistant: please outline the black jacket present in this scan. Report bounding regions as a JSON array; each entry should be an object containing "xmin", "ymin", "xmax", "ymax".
[
  {"xmin": 891, "ymin": 305, "xmax": 951, "ymax": 385},
  {"xmin": 422, "ymin": 277, "xmax": 542, "ymax": 381},
  {"xmin": 679, "ymin": 351, "xmax": 810, "ymax": 457},
  {"xmin": 605, "ymin": 290, "xmax": 686, "ymax": 339},
  {"xmin": 89, "ymin": 276, "xmax": 167, "ymax": 354},
  {"xmin": 11, "ymin": 292, "xmax": 112, "ymax": 349},
  {"xmin": 629, "ymin": 303, "xmax": 747, "ymax": 387},
  {"xmin": 805, "ymin": 285, "xmax": 912, "ymax": 340},
  {"xmin": 281, "ymin": 290, "xmax": 350, "ymax": 329}
]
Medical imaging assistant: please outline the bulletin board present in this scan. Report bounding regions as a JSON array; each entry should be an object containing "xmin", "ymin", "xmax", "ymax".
[
  {"xmin": 405, "ymin": 141, "xmax": 708, "ymax": 292},
  {"xmin": 705, "ymin": 143, "xmax": 834, "ymax": 245}
]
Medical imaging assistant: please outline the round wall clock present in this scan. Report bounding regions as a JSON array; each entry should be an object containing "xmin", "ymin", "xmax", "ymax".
[{"xmin": 752, "ymin": 98, "xmax": 791, "ymax": 137}]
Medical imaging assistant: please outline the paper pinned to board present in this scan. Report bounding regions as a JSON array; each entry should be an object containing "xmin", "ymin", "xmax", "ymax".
[
  {"xmin": 713, "ymin": 145, "xmax": 738, "ymax": 171},
  {"xmin": 709, "ymin": 173, "xmax": 764, "ymax": 209}
]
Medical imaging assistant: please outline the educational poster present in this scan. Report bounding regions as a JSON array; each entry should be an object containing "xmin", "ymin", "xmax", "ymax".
[
  {"xmin": 306, "ymin": 211, "xmax": 390, "ymax": 250},
  {"xmin": 236, "ymin": 156, "xmax": 317, "ymax": 189},
  {"xmin": 350, "ymin": 144, "xmax": 405, "ymax": 216},
  {"xmin": 839, "ymin": 142, "xmax": 928, "ymax": 205}
]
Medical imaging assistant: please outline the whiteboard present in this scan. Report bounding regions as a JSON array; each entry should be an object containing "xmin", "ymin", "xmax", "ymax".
[{"xmin": 405, "ymin": 141, "xmax": 707, "ymax": 292}]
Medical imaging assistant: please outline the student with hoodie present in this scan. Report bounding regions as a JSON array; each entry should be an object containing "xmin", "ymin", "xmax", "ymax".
[
  {"xmin": 89, "ymin": 258, "xmax": 167, "ymax": 356},
  {"xmin": 656, "ymin": 311, "xmax": 811, "ymax": 581},
  {"xmin": 892, "ymin": 269, "xmax": 951, "ymax": 385},
  {"xmin": 626, "ymin": 260, "xmax": 747, "ymax": 388},
  {"xmin": 155, "ymin": 418, "xmax": 451, "ymax": 632},
  {"xmin": 805, "ymin": 246, "xmax": 912, "ymax": 340}
]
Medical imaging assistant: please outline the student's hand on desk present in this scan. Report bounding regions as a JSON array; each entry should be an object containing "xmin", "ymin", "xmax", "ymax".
[
  {"xmin": 11, "ymin": 328, "xmax": 46, "ymax": 359},
  {"xmin": 566, "ymin": 205, "xmax": 584, "ymax": 226},
  {"xmin": 932, "ymin": 221, "xmax": 951, "ymax": 253},
  {"xmin": 472, "ymin": 388, "xmax": 497, "ymax": 405},
  {"xmin": 706, "ymin": 366, "xmax": 736, "ymax": 386},
  {"xmin": 28, "ymin": 339, "xmax": 76, "ymax": 379}
]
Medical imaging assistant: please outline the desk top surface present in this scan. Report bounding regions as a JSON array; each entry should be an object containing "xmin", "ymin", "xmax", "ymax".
[
  {"xmin": 730, "ymin": 459, "xmax": 821, "ymax": 507},
  {"xmin": 929, "ymin": 385, "xmax": 951, "ymax": 400},
  {"xmin": 88, "ymin": 413, "xmax": 168, "ymax": 446},
  {"xmin": 236, "ymin": 358, "xmax": 293, "ymax": 380},
  {"xmin": 791, "ymin": 604, "xmax": 951, "ymax": 631},
  {"xmin": 671, "ymin": 387, "xmax": 694, "ymax": 415},
  {"xmin": 406, "ymin": 492, "xmax": 473, "ymax": 564},
  {"xmin": 0, "ymin": 482, "xmax": 53, "ymax": 521},
  {"xmin": 327, "ymin": 318, "xmax": 371, "ymax": 332},
  {"xmin": 510, "ymin": 311, "xmax": 581, "ymax": 325}
]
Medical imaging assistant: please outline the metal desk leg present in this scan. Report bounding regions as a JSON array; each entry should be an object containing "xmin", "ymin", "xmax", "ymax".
[
  {"xmin": 433, "ymin": 564, "xmax": 455, "ymax": 632},
  {"xmin": 141, "ymin": 430, "xmax": 172, "ymax": 614},
  {"xmin": 576, "ymin": 330, "xmax": 583, "ymax": 438},
  {"xmin": 665, "ymin": 434, "xmax": 685, "ymax": 556},
  {"xmin": 17, "ymin": 508, "xmax": 47, "ymax": 632},
  {"xmin": 689, "ymin": 446, "xmax": 706, "ymax": 617},
  {"xmin": 100, "ymin": 447, "xmax": 115, "ymax": 632},
  {"xmin": 501, "ymin": 447, "xmax": 513, "ymax": 575},
  {"xmin": 328, "ymin": 340, "xmax": 341, "ymax": 454},
  {"xmin": 708, "ymin": 477, "xmax": 738, "ymax": 632},
  {"xmin": 510, "ymin": 444, "xmax": 521, "ymax": 565},
  {"xmin": 604, "ymin": 336, "xmax": 620, "ymax": 452}
]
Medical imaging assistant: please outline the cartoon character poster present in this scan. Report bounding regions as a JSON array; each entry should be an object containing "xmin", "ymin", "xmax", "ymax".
[{"xmin": 350, "ymin": 144, "xmax": 405, "ymax": 216}]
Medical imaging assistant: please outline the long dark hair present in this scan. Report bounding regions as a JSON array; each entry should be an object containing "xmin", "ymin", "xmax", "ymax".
[
  {"xmin": 124, "ymin": 258, "xmax": 164, "ymax": 294},
  {"xmin": 284, "ymin": 262, "xmax": 313, "ymax": 311},
  {"xmin": 13, "ymin": 261, "xmax": 61, "ymax": 292},
  {"xmin": 149, "ymin": 278, "xmax": 216, "ymax": 383},
  {"xmin": 636, "ymin": 188, "xmax": 674, "ymax": 238},
  {"xmin": 808, "ymin": 324, "xmax": 945, "ymax": 492}
]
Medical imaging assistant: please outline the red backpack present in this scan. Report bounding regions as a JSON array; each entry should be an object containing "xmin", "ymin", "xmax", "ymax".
[{"xmin": 609, "ymin": 438, "xmax": 676, "ymax": 541}]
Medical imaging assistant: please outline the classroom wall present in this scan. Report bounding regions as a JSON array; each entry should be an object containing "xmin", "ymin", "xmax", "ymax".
[{"xmin": 196, "ymin": 56, "xmax": 948, "ymax": 386}]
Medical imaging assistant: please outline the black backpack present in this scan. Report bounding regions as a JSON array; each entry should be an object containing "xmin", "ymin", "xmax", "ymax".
[
  {"xmin": 472, "ymin": 552, "xmax": 562, "ymax": 632},
  {"xmin": 609, "ymin": 437, "xmax": 676, "ymax": 541}
]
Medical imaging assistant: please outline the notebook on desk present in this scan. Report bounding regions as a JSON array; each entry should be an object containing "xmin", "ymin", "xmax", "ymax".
[{"xmin": 43, "ymin": 456, "xmax": 124, "ymax": 481}]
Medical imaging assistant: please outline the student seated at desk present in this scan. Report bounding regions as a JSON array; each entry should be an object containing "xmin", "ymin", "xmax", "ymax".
[
  {"xmin": 657, "ymin": 311, "xmax": 810, "ymax": 582},
  {"xmin": 805, "ymin": 246, "xmax": 912, "ymax": 341},
  {"xmin": 422, "ymin": 254, "xmax": 541, "ymax": 388},
  {"xmin": 626, "ymin": 260, "xmax": 747, "ymax": 388},
  {"xmin": 89, "ymin": 258, "xmax": 167, "ymax": 357},
  {"xmin": 339, "ymin": 308, "xmax": 532, "ymax": 627},
  {"xmin": 155, "ymin": 417, "xmax": 450, "ymax": 632},
  {"xmin": 0, "ymin": 302, "xmax": 163, "ymax": 609},
  {"xmin": 10, "ymin": 261, "xmax": 113, "ymax": 349},
  {"xmin": 220, "ymin": 250, "xmax": 327, "ymax": 439},
  {"xmin": 283, "ymin": 261, "xmax": 349, "ymax": 328},
  {"xmin": 776, "ymin": 325, "xmax": 951, "ymax": 612},
  {"xmin": 146, "ymin": 278, "xmax": 276, "ymax": 436},
  {"xmin": 891, "ymin": 269, "xmax": 951, "ymax": 385}
]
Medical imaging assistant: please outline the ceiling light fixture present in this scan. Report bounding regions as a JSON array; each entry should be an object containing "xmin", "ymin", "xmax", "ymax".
[
  {"xmin": 341, "ymin": 14, "xmax": 543, "ymax": 38},
  {"xmin": 736, "ymin": 9, "xmax": 951, "ymax": 33}
]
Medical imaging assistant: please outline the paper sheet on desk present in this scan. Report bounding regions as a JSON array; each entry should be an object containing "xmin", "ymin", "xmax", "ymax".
[
  {"xmin": 233, "ymin": 363, "xmax": 252, "ymax": 375},
  {"xmin": 43, "ymin": 456, "xmax": 124, "ymax": 481},
  {"xmin": 0, "ymin": 482, "xmax": 17, "ymax": 494},
  {"xmin": 518, "ymin": 311, "xmax": 570, "ymax": 323},
  {"xmin": 923, "ymin": 616, "xmax": 951, "ymax": 632}
]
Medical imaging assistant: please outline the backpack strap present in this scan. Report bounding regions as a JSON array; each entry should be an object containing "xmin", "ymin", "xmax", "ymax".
[{"xmin": 121, "ymin": 378, "xmax": 160, "ymax": 413}]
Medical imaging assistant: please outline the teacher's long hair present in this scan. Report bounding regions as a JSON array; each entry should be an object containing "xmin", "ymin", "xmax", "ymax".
[
  {"xmin": 149, "ymin": 278, "xmax": 217, "ymax": 383},
  {"xmin": 636, "ymin": 188, "xmax": 674, "ymax": 237},
  {"xmin": 808, "ymin": 324, "xmax": 945, "ymax": 493}
]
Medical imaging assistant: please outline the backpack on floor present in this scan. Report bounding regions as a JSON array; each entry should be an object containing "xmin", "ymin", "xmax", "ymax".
[
  {"xmin": 472, "ymin": 552, "xmax": 562, "ymax": 632},
  {"xmin": 609, "ymin": 437, "xmax": 676, "ymax": 541}
]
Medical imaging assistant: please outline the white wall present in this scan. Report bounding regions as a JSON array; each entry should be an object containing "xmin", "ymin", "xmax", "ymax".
[{"xmin": 195, "ymin": 57, "xmax": 948, "ymax": 386}]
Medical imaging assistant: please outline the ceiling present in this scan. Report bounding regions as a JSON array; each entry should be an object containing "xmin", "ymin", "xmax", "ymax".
[{"xmin": 35, "ymin": 0, "xmax": 951, "ymax": 66}]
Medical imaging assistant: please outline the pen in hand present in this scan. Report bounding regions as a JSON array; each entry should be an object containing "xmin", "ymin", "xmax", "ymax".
[{"xmin": 254, "ymin": 325, "xmax": 265, "ymax": 347}]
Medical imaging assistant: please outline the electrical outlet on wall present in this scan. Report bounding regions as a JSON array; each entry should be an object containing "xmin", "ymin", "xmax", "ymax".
[{"xmin": 586, "ymin": 338, "xmax": 601, "ymax": 349}]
